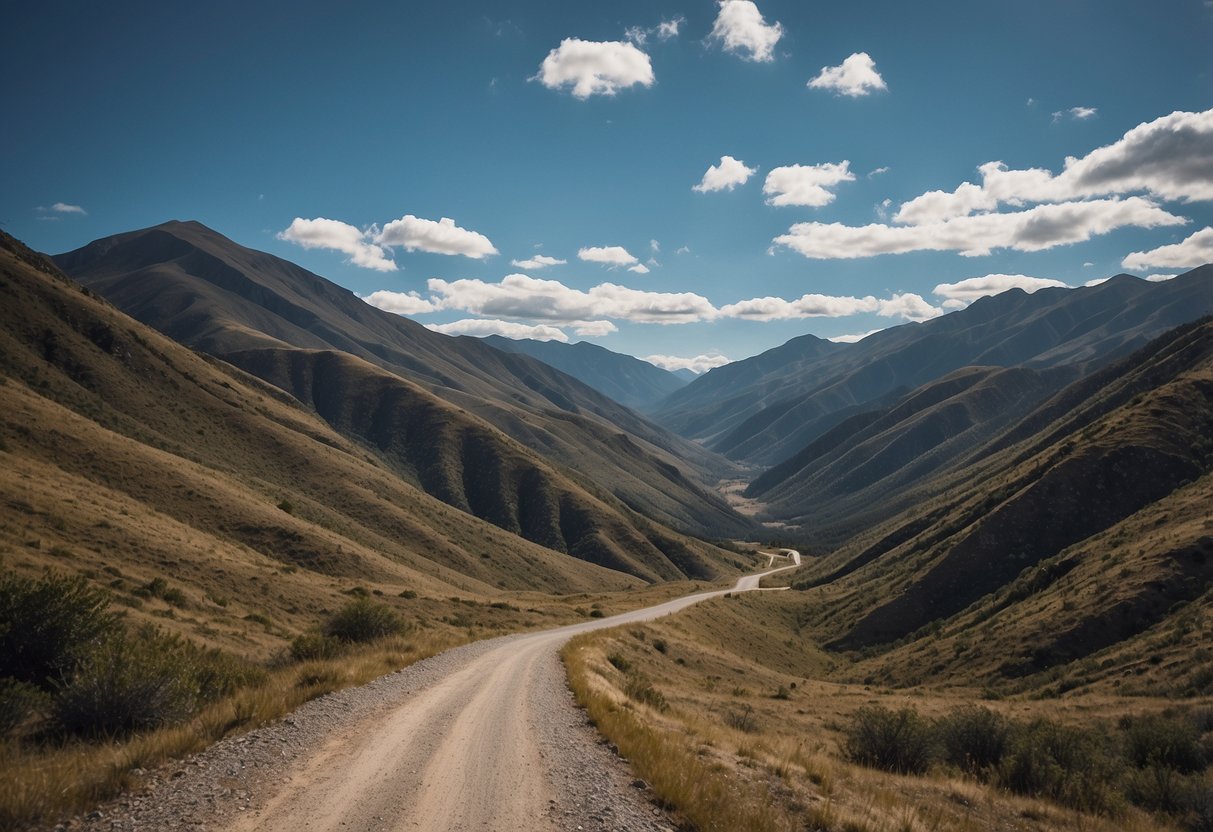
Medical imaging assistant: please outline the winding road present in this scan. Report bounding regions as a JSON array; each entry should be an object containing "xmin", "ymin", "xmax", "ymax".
[{"xmin": 220, "ymin": 561, "xmax": 799, "ymax": 832}]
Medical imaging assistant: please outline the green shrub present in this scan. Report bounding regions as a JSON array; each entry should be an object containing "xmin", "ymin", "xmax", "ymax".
[
  {"xmin": 291, "ymin": 632, "xmax": 345, "ymax": 661},
  {"xmin": 0, "ymin": 677, "xmax": 50, "ymax": 736},
  {"xmin": 844, "ymin": 705, "xmax": 935, "ymax": 774},
  {"xmin": 324, "ymin": 599, "xmax": 405, "ymax": 643},
  {"xmin": 53, "ymin": 633, "xmax": 197, "ymax": 736},
  {"xmin": 996, "ymin": 719, "xmax": 1121, "ymax": 814},
  {"xmin": 0, "ymin": 570, "xmax": 118, "ymax": 688},
  {"xmin": 1124, "ymin": 764, "xmax": 1202, "ymax": 815},
  {"xmin": 623, "ymin": 674, "xmax": 667, "ymax": 711},
  {"xmin": 1122, "ymin": 715, "xmax": 1205, "ymax": 773},
  {"xmin": 936, "ymin": 705, "xmax": 1009, "ymax": 775}
]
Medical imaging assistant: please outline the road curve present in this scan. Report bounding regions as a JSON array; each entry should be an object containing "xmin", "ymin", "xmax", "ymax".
[{"xmin": 220, "ymin": 565, "xmax": 797, "ymax": 832}]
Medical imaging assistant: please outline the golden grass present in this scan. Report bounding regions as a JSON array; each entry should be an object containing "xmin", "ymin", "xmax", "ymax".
[
  {"xmin": 563, "ymin": 613, "xmax": 1187, "ymax": 832},
  {"xmin": 0, "ymin": 631, "xmax": 465, "ymax": 830}
]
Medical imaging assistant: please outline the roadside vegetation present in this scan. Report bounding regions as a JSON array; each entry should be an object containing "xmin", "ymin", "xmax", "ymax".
[{"xmin": 562, "ymin": 590, "xmax": 1213, "ymax": 832}]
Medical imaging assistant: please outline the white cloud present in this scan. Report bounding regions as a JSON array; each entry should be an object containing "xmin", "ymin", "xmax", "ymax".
[
  {"xmin": 360, "ymin": 289, "xmax": 436, "ymax": 315},
  {"xmin": 644, "ymin": 353, "xmax": 731, "ymax": 373},
  {"xmin": 1083, "ymin": 261, "xmax": 1095, "ymax": 267},
  {"xmin": 1053, "ymin": 106, "xmax": 1098, "ymax": 122},
  {"xmin": 932, "ymin": 274, "xmax": 1070, "ymax": 303},
  {"xmin": 511, "ymin": 254, "xmax": 566, "ymax": 270},
  {"xmin": 377, "ymin": 215, "xmax": 498, "ymax": 259},
  {"xmin": 628, "ymin": 263, "xmax": 651, "ymax": 274},
  {"xmin": 650, "ymin": 239, "xmax": 660, "ymax": 252},
  {"xmin": 693, "ymin": 155, "xmax": 757, "ymax": 193},
  {"xmin": 941, "ymin": 298, "xmax": 969, "ymax": 309},
  {"xmin": 808, "ymin": 52, "xmax": 887, "ymax": 97},
  {"xmin": 675, "ymin": 245, "xmax": 690, "ymax": 255},
  {"xmin": 656, "ymin": 18, "xmax": 683, "ymax": 39},
  {"xmin": 427, "ymin": 274, "xmax": 717, "ymax": 325},
  {"xmin": 51, "ymin": 202, "xmax": 86, "ymax": 215},
  {"xmin": 828, "ymin": 329, "xmax": 882, "ymax": 343},
  {"xmin": 1083, "ymin": 277, "xmax": 1111, "ymax": 287},
  {"xmin": 868, "ymin": 166, "xmax": 890, "ymax": 178},
  {"xmin": 1123, "ymin": 227, "xmax": 1213, "ymax": 270},
  {"xmin": 774, "ymin": 197, "xmax": 1185, "ymax": 259},
  {"xmin": 571, "ymin": 320, "xmax": 619, "ymax": 336},
  {"xmin": 578, "ymin": 245, "xmax": 639, "ymax": 266},
  {"xmin": 895, "ymin": 109, "xmax": 1213, "ymax": 226},
  {"xmin": 427, "ymin": 318, "xmax": 570, "ymax": 342},
  {"xmin": 278, "ymin": 217, "xmax": 397, "ymax": 272},
  {"xmin": 709, "ymin": 1, "xmax": 783, "ymax": 62},
  {"xmin": 534, "ymin": 38, "xmax": 654, "ymax": 98},
  {"xmin": 1145, "ymin": 273, "xmax": 1178, "ymax": 282},
  {"xmin": 627, "ymin": 17, "xmax": 684, "ymax": 45},
  {"xmin": 718, "ymin": 291, "xmax": 940, "ymax": 322},
  {"xmin": 763, "ymin": 161, "xmax": 856, "ymax": 207}
]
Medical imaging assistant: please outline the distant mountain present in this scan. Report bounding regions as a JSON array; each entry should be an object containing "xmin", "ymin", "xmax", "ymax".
[
  {"xmin": 791, "ymin": 317, "xmax": 1213, "ymax": 678},
  {"xmin": 653, "ymin": 268, "xmax": 1213, "ymax": 467},
  {"xmin": 671, "ymin": 369, "xmax": 699, "ymax": 383},
  {"xmin": 479, "ymin": 335, "xmax": 688, "ymax": 411},
  {"xmin": 53, "ymin": 221, "xmax": 752, "ymax": 544}
]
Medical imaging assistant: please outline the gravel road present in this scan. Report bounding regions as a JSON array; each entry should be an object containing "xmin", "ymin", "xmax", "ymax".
[{"xmin": 63, "ymin": 567, "xmax": 794, "ymax": 832}]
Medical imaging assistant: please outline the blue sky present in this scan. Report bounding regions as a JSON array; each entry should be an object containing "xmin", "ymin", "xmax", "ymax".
[{"xmin": 4, "ymin": 1, "xmax": 1212, "ymax": 371}]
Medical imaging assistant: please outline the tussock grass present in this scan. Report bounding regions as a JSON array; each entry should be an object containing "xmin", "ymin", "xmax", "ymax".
[{"xmin": 0, "ymin": 630, "xmax": 464, "ymax": 829}]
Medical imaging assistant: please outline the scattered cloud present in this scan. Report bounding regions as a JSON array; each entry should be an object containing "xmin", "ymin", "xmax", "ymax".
[
  {"xmin": 763, "ymin": 161, "xmax": 856, "ymax": 208},
  {"xmin": 718, "ymin": 291, "xmax": 940, "ymax": 322},
  {"xmin": 511, "ymin": 254, "xmax": 566, "ymax": 270},
  {"xmin": 578, "ymin": 245, "xmax": 639, "ymax": 267},
  {"xmin": 774, "ymin": 197, "xmax": 1185, "ymax": 259},
  {"xmin": 894, "ymin": 109, "xmax": 1213, "ymax": 226},
  {"xmin": 932, "ymin": 274, "xmax": 1070, "ymax": 303},
  {"xmin": 828, "ymin": 329, "xmax": 883, "ymax": 343},
  {"xmin": 278, "ymin": 217, "xmax": 397, "ymax": 271},
  {"xmin": 1083, "ymin": 261, "xmax": 1095, "ymax": 267},
  {"xmin": 426, "ymin": 274, "xmax": 717, "ymax": 325},
  {"xmin": 693, "ymin": 155, "xmax": 758, "ymax": 193},
  {"xmin": 534, "ymin": 38, "xmax": 653, "ymax": 98},
  {"xmin": 628, "ymin": 263, "xmax": 651, "ymax": 274},
  {"xmin": 675, "ymin": 245, "xmax": 691, "ymax": 255},
  {"xmin": 51, "ymin": 202, "xmax": 86, "ymax": 215},
  {"xmin": 868, "ymin": 166, "xmax": 890, "ymax": 178},
  {"xmin": 427, "ymin": 318, "xmax": 570, "ymax": 342},
  {"xmin": 709, "ymin": 1, "xmax": 783, "ymax": 62},
  {"xmin": 875, "ymin": 197, "xmax": 894, "ymax": 221},
  {"xmin": 1084, "ymin": 277, "xmax": 1111, "ymax": 287},
  {"xmin": 36, "ymin": 202, "xmax": 86, "ymax": 219},
  {"xmin": 377, "ymin": 215, "xmax": 498, "ymax": 259},
  {"xmin": 644, "ymin": 353, "xmax": 731, "ymax": 373},
  {"xmin": 626, "ymin": 17, "xmax": 684, "ymax": 45},
  {"xmin": 650, "ymin": 239, "xmax": 660, "ymax": 252},
  {"xmin": 360, "ymin": 289, "xmax": 436, "ymax": 315},
  {"xmin": 808, "ymin": 52, "xmax": 887, "ymax": 97},
  {"xmin": 1122, "ymin": 227, "xmax": 1213, "ymax": 270},
  {"xmin": 1053, "ymin": 106, "xmax": 1098, "ymax": 122}
]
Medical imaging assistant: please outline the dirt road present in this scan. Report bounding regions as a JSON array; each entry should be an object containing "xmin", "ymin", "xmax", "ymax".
[{"xmin": 215, "ymin": 566, "xmax": 795, "ymax": 832}]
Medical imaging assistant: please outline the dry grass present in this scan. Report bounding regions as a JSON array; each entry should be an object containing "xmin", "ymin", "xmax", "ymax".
[
  {"xmin": 0, "ymin": 631, "xmax": 464, "ymax": 829},
  {"xmin": 563, "ymin": 605, "xmax": 1191, "ymax": 832}
]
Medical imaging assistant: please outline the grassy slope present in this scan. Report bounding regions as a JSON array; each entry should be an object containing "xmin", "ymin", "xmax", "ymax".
[{"xmin": 52, "ymin": 221, "xmax": 750, "ymax": 539}]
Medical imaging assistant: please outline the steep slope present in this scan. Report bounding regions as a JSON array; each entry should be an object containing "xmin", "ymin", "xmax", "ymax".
[
  {"xmin": 0, "ymin": 229, "xmax": 737, "ymax": 652},
  {"xmin": 745, "ymin": 364, "xmax": 1079, "ymax": 546},
  {"xmin": 53, "ymin": 221, "xmax": 749, "ymax": 539},
  {"xmin": 479, "ymin": 335, "xmax": 687, "ymax": 410},
  {"xmin": 655, "ymin": 268, "xmax": 1213, "ymax": 466},
  {"xmin": 787, "ymin": 318, "xmax": 1213, "ymax": 671}
]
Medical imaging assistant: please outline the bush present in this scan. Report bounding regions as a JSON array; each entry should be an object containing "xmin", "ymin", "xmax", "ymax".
[
  {"xmin": 607, "ymin": 653, "xmax": 632, "ymax": 673},
  {"xmin": 623, "ymin": 674, "xmax": 667, "ymax": 711},
  {"xmin": 1123, "ymin": 715, "xmax": 1206, "ymax": 774},
  {"xmin": 324, "ymin": 599, "xmax": 405, "ymax": 643},
  {"xmin": 1124, "ymin": 764, "xmax": 1203, "ymax": 815},
  {"xmin": 724, "ymin": 704, "xmax": 758, "ymax": 733},
  {"xmin": 996, "ymin": 719, "xmax": 1121, "ymax": 814},
  {"xmin": 0, "ymin": 677, "xmax": 50, "ymax": 736},
  {"xmin": 936, "ymin": 705, "xmax": 1009, "ymax": 775},
  {"xmin": 0, "ymin": 570, "xmax": 118, "ymax": 688},
  {"xmin": 291, "ymin": 632, "xmax": 345, "ymax": 661},
  {"xmin": 53, "ymin": 633, "xmax": 197, "ymax": 736},
  {"xmin": 844, "ymin": 705, "xmax": 934, "ymax": 775}
]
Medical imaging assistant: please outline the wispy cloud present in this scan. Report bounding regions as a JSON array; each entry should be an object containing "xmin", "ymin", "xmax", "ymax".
[{"xmin": 1053, "ymin": 105, "xmax": 1098, "ymax": 122}]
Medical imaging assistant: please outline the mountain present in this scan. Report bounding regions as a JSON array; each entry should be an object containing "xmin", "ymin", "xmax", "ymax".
[
  {"xmin": 671, "ymin": 369, "xmax": 699, "ymax": 383},
  {"xmin": 0, "ymin": 229, "xmax": 700, "ymax": 658},
  {"xmin": 789, "ymin": 317, "xmax": 1213, "ymax": 688},
  {"xmin": 653, "ymin": 268, "xmax": 1213, "ymax": 468},
  {"xmin": 53, "ymin": 221, "xmax": 751, "ymax": 542},
  {"xmin": 479, "ymin": 335, "xmax": 688, "ymax": 410}
]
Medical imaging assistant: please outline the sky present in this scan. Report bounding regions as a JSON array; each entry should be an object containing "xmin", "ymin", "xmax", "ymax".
[{"xmin": 4, "ymin": 1, "xmax": 1213, "ymax": 372}]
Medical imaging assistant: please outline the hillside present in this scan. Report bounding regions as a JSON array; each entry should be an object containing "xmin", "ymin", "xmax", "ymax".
[
  {"xmin": 53, "ymin": 221, "xmax": 750, "ymax": 539},
  {"xmin": 785, "ymin": 317, "xmax": 1213, "ymax": 692},
  {"xmin": 479, "ymin": 335, "xmax": 687, "ymax": 410},
  {"xmin": 655, "ymin": 268, "xmax": 1213, "ymax": 467},
  {"xmin": 0, "ymin": 230, "xmax": 744, "ymax": 658}
]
